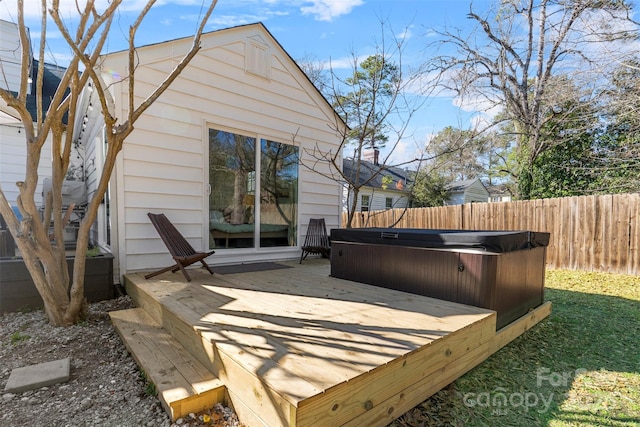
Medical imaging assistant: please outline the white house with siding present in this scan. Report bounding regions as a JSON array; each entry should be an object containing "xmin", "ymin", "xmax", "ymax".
[
  {"xmin": 487, "ymin": 184, "xmax": 513, "ymax": 203},
  {"xmin": 97, "ymin": 23, "xmax": 345, "ymax": 279},
  {"xmin": 445, "ymin": 178, "xmax": 490, "ymax": 205},
  {"xmin": 342, "ymin": 151, "xmax": 413, "ymax": 213}
]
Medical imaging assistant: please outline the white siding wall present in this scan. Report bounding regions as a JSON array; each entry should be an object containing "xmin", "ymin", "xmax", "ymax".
[
  {"xmin": 446, "ymin": 192, "xmax": 465, "ymax": 206},
  {"xmin": 0, "ymin": 20, "xmax": 29, "ymax": 94},
  {"xmin": 0, "ymin": 124, "xmax": 52, "ymax": 206},
  {"xmin": 101, "ymin": 25, "xmax": 343, "ymax": 274},
  {"xmin": 344, "ymin": 187, "xmax": 409, "ymax": 213},
  {"xmin": 364, "ymin": 190, "xmax": 409, "ymax": 212},
  {"xmin": 490, "ymin": 195, "xmax": 512, "ymax": 203},
  {"xmin": 446, "ymin": 180, "xmax": 490, "ymax": 205},
  {"xmin": 342, "ymin": 187, "xmax": 410, "ymax": 228},
  {"xmin": 84, "ymin": 130, "xmax": 108, "ymax": 247}
]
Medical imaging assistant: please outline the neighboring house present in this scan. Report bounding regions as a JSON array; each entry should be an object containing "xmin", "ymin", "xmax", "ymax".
[
  {"xmin": 342, "ymin": 150, "xmax": 413, "ymax": 213},
  {"xmin": 445, "ymin": 178, "xmax": 489, "ymax": 205},
  {"xmin": 96, "ymin": 23, "xmax": 346, "ymax": 278},
  {"xmin": 487, "ymin": 184, "xmax": 513, "ymax": 203}
]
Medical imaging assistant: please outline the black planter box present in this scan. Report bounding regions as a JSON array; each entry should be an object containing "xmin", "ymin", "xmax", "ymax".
[{"xmin": 0, "ymin": 253, "xmax": 114, "ymax": 314}]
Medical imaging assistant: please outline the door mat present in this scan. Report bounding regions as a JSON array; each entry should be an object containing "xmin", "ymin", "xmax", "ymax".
[{"xmin": 213, "ymin": 262, "xmax": 292, "ymax": 275}]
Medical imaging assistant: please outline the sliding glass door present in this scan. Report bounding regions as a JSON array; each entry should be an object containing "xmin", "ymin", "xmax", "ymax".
[
  {"xmin": 260, "ymin": 138, "xmax": 298, "ymax": 247},
  {"xmin": 208, "ymin": 128, "xmax": 298, "ymax": 250}
]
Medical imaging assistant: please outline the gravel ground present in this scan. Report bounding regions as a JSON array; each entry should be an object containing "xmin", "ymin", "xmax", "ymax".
[{"xmin": 0, "ymin": 296, "xmax": 243, "ymax": 427}]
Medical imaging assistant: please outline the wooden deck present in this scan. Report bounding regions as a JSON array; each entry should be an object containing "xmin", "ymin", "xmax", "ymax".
[{"xmin": 111, "ymin": 258, "xmax": 551, "ymax": 427}]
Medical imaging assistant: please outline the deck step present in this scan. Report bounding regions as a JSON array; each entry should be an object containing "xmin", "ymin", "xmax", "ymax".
[{"xmin": 109, "ymin": 308, "xmax": 226, "ymax": 421}]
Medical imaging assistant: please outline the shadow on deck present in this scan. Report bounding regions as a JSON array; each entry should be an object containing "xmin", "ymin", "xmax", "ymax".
[{"xmin": 110, "ymin": 258, "xmax": 551, "ymax": 427}]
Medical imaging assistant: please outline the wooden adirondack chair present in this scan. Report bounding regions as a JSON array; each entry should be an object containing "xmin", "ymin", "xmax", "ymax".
[
  {"xmin": 300, "ymin": 218, "xmax": 331, "ymax": 263},
  {"xmin": 145, "ymin": 213, "xmax": 215, "ymax": 282}
]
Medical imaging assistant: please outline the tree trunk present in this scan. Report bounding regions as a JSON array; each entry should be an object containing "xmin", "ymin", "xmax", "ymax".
[
  {"xmin": 514, "ymin": 121, "xmax": 534, "ymax": 200},
  {"xmin": 11, "ymin": 229, "xmax": 71, "ymax": 326}
]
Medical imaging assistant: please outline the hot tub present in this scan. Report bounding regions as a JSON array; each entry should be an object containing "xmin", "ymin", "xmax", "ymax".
[{"xmin": 330, "ymin": 228, "xmax": 550, "ymax": 329}]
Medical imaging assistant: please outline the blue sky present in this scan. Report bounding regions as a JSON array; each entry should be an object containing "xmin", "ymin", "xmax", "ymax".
[{"xmin": 0, "ymin": 1, "xmax": 500, "ymax": 165}]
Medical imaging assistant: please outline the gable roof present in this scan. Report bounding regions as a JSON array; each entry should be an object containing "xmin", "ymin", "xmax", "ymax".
[
  {"xmin": 102, "ymin": 22, "xmax": 346, "ymax": 132},
  {"xmin": 343, "ymin": 157, "xmax": 412, "ymax": 192},
  {"xmin": 446, "ymin": 178, "xmax": 487, "ymax": 193},
  {"xmin": 250, "ymin": 22, "xmax": 347, "ymax": 131}
]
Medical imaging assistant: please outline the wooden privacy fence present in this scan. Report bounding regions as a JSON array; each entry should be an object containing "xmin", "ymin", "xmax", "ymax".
[{"xmin": 342, "ymin": 193, "xmax": 640, "ymax": 275}]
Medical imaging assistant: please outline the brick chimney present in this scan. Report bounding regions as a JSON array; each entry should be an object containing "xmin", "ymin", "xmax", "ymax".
[{"xmin": 363, "ymin": 148, "xmax": 380, "ymax": 165}]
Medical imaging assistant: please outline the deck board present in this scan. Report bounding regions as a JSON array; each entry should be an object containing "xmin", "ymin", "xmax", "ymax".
[{"xmin": 122, "ymin": 258, "xmax": 549, "ymax": 427}]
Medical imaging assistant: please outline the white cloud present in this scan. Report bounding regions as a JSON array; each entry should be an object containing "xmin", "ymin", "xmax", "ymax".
[
  {"xmin": 322, "ymin": 56, "xmax": 352, "ymax": 70},
  {"xmin": 321, "ymin": 54, "xmax": 366, "ymax": 70},
  {"xmin": 0, "ymin": 0, "xmax": 209, "ymax": 21},
  {"xmin": 385, "ymin": 137, "xmax": 425, "ymax": 169},
  {"xmin": 452, "ymin": 94, "xmax": 502, "ymax": 130},
  {"xmin": 398, "ymin": 25, "xmax": 414, "ymax": 41},
  {"xmin": 453, "ymin": 94, "xmax": 499, "ymax": 115},
  {"xmin": 202, "ymin": 14, "xmax": 257, "ymax": 28},
  {"xmin": 300, "ymin": 0, "xmax": 363, "ymax": 22},
  {"xmin": 1, "ymin": 1, "xmax": 115, "ymax": 20},
  {"xmin": 571, "ymin": 8, "xmax": 640, "ymax": 76}
]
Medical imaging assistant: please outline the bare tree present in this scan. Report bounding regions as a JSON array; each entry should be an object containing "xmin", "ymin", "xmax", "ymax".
[
  {"xmin": 297, "ymin": 53, "xmax": 331, "ymax": 98},
  {"xmin": 0, "ymin": 0, "xmax": 217, "ymax": 326},
  {"xmin": 595, "ymin": 59, "xmax": 640, "ymax": 193},
  {"xmin": 425, "ymin": 0, "xmax": 636, "ymax": 199},
  {"xmin": 422, "ymin": 126, "xmax": 492, "ymax": 181},
  {"xmin": 300, "ymin": 20, "xmax": 429, "ymax": 228}
]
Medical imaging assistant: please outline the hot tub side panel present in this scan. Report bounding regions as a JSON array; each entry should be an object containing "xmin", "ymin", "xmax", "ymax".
[
  {"xmin": 330, "ymin": 242, "xmax": 546, "ymax": 329},
  {"xmin": 330, "ymin": 242, "xmax": 462, "ymax": 302},
  {"xmin": 457, "ymin": 251, "xmax": 497, "ymax": 309},
  {"xmin": 492, "ymin": 246, "xmax": 546, "ymax": 328}
]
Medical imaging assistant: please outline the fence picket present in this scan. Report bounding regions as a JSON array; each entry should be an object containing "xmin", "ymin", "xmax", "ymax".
[{"xmin": 629, "ymin": 193, "xmax": 640, "ymax": 275}]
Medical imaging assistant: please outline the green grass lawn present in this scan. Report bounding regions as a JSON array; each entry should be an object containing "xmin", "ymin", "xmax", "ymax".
[{"xmin": 389, "ymin": 269, "xmax": 640, "ymax": 427}]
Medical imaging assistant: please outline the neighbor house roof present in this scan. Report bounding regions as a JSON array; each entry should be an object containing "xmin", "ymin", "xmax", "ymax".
[
  {"xmin": 343, "ymin": 158, "xmax": 412, "ymax": 192},
  {"xmin": 446, "ymin": 178, "xmax": 486, "ymax": 192},
  {"xmin": 1, "ymin": 59, "xmax": 68, "ymax": 124}
]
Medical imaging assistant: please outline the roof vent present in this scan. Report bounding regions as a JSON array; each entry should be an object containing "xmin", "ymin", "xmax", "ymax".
[{"xmin": 245, "ymin": 36, "xmax": 270, "ymax": 80}]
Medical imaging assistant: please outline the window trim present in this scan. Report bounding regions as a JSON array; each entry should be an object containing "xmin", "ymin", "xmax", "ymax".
[{"xmin": 361, "ymin": 194, "xmax": 370, "ymax": 212}]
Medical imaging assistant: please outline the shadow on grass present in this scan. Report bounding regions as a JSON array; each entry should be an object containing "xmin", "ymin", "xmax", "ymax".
[{"xmin": 389, "ymin": 270, "xmax": 640, "ymax": 427}]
